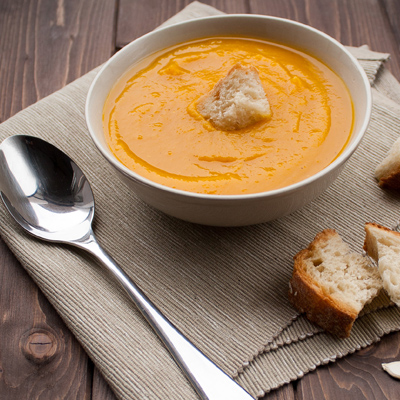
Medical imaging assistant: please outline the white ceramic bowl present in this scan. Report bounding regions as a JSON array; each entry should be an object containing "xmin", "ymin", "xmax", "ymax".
[{"xmin": 86, "ymin": 15, "xmax": 371, "ymax": 227}]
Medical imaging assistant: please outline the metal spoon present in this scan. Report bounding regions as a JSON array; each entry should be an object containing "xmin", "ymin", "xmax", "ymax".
[{"xmin": 0, "ymin": 135, "xmax": 254, "ymax": 400}]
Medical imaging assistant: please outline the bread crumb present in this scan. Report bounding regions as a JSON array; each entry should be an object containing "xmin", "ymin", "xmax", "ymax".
[{"xmin": 197, "ymin": 63, "xmax": 271, "ymax": 130}]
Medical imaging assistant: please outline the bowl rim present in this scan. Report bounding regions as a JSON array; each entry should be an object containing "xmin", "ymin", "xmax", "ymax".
[{"xmin": 86, "ymin": 13, "xmax": 372, "ymax": 201}]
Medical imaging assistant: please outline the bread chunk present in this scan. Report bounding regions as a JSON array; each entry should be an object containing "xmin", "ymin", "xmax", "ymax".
[
  {"xmin": 289, "ymin": 229, "xmax": 382, "ymax": 338},
  {"xmin": 197, "ymin": 63, "xmax": 271, "ymax": 130},
  {"xmin": 364, "ymin": 223, "xmax": 400, "ymax": 306},
  {"xmin": 375, "ymin": 136, "xmax": 400, "ymax": 189}
]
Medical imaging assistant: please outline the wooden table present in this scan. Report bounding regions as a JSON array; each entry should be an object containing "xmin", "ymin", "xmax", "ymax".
[{"xmin": 1, "ymin": 1, "xmax": 400, "ymax": 399}]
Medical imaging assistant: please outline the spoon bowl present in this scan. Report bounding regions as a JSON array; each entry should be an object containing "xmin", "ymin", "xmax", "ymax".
[
  {"xmin": 0, "ymin": 135, "xmax": 94, "ymax": 242},
  {"xmin": 0, "ymin": 135, "xmax": 254, "ymax": 400}
]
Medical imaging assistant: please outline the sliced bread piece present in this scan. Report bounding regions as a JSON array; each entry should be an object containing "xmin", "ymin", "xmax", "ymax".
[
  {"xmin": 196, "ymin": 63, "xmax": 271, "ymax": 130},
  {"xmin": 375, "ymin": 136, "xmax": 400, "ymax": 189},
  {"xmin": 364, "ymin": 222, "xmax": 400, "ymax": 306},
  {"xmin": 289, "ymin": 229, "xmax": 382, "ymax": 338}
]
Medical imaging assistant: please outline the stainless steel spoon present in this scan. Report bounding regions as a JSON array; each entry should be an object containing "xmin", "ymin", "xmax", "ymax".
[{"xmin": 0, "ymin": 135, "xmax": 254, "ymax": 400}]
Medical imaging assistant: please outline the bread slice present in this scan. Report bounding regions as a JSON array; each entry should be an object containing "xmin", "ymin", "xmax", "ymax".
[
  {"xmin": 196, "ymin": 63, "xmax": 271, "ymax": 130},
  {"xmin": 288, "ymin": 229, "xmax": 382, "ymax": 338},
  {"xmin": 375, "ymin": 136, "xmax": 400, "ymax": 189},
  {"xmin": 364, "ymin": 223, "xmax": 400, "ymax": 306}
]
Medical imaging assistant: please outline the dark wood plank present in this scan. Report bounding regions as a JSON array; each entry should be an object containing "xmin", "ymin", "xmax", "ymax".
[
  {"xmin": 0, "ymin": 0, "xmax": 117, "ymax": 124},
  {"xmin": 116, "ymin": 0, "xmax": 188, "ymax": 48},
  {"xmin": 249, "ymin": 0, "xmax": 400, "ymax": 80},
  {"xmin": 0, "ymin": 239, "xmax": 93, "ymax": 399},
  {"xmin": 116, "ymin": 0, "xmax": 249, "ymax": 48},
  {"xmin": 381, "ymin": 0, "xmax": 400, "ymax": 57},
  {"xmin": 296, "ymin": 332, "xmax": 400, "ymax": 399},
  {"xmin": 0, "ymin": 0, "xmax": 118, "ymax": 399}
]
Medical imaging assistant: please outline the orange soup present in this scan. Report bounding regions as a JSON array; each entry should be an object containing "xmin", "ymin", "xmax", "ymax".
[{"xmin": 103, "ymin": 38, "xmax": 353, "ymax": 195}]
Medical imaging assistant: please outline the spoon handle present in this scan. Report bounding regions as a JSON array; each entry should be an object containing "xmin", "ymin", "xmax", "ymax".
[{"xmin": 73, "ymin": 229, "xmax": 254, "ymax": 400}]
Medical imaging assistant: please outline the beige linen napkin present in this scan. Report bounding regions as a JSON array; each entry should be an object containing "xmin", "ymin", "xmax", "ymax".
[{"xmin": 1, "ymin": 2, "xmax": 400, "ymax": 399}]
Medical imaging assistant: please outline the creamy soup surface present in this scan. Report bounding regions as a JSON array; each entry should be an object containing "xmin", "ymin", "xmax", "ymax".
[{"xmin": 103, "ymin": 37, "xmax": 353, "ymax": 195}]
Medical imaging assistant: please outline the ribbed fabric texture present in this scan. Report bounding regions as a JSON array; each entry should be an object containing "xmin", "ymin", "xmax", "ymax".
[{"xmin": 1, "ymin": 3, "xmax": 400, "ymax": 399}]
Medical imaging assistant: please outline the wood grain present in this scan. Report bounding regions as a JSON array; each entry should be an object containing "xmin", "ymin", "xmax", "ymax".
[
  {"xmin": 382, "ymin": 0, "xmax": 400, "ymax": 57},
  {"xmin": 296, "ymin": 332, "xmax": 400, "ymax": 399},
  {"xmin": 0, "ymin": 239, "xmax": 92, "ymax": 399},
  {"xmin": 0, "ymin": 0, "xmax": 117, "ymax": 123},
  {"xmin": 116, "ymin": 0, "xmax": 249, "ymax": 47}
]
